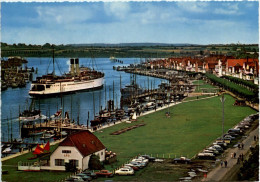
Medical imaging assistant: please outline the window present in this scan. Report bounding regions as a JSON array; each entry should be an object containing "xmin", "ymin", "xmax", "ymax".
[
  {"xmin": 55, "ymin": 159, "xmax": 64, "ymax": 166},
  {"xmin": 46, "ymin": 85, "xmax": 51, "ymax": 88},
  {"xmin": 62, "ymin": 150, "xmax": 71, "ymax": 154},
  {"xmin": 69, "ymin": 160, "xmax": 79, "ymax": 167}
]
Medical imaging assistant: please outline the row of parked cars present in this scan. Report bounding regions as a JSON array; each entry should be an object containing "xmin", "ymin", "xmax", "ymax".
[
  {"xmin": 197, "ymin": 113, "xmax": 258, "ymax": 160},
  {"xmin": 65, "ymin": 155, "xmax": 156, "ymax": 181},
  {"xmin": 115, "ymin": 155, "xmax": 155, "ymax": 176}
]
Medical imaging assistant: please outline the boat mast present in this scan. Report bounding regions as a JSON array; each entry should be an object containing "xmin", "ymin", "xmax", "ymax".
[{"xmin": 52, "ymin": 46, "xmax": 55, "ymax": 76}]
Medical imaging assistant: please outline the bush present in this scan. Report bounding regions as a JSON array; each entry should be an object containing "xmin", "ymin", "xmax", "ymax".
[
  {"xmin": 65, "ymin": 161, "xmax": 77, "ymax": 172},
  {"xmin": 88, "ymin": 154, "xmax": 103, "ymax": 170}
]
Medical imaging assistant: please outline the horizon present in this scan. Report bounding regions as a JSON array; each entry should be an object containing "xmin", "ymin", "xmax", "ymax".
[{"xmin": 2, "ymin": 1, "xmax": 259, "ymax": 45}]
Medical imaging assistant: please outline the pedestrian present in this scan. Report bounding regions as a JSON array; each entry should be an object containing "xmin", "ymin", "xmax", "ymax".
[
  {"xmin": 221, "ymin": 161, "xmax": 223, "ymax": 167},
  {"xmin": 241, "ymin": 143, "xmax": 244, "ymax": 149},
  {"xmin": 224, "ymin": 160, "xmax": 227, "ymax": 168},
  {"xmin": 234, "ymin": 152, "xmax": 236, "ymax": 158},
  {"xmin": 241, "ymin": 153, "xmax": 244, "ymax": 162},
  {"xmin": 231, "ymin": 153, "xmax": 233, "ymax": 158},
  {"xmin": 238, "ymin": 143, "xmax": 241, "ymax": 149},
  {"xmin": 254, "ymin": 135, "xmax": 256, "ymax": 141},
  {"xmin": 237, "ymin": 157, "xmax": 240, "ymax": 164}
]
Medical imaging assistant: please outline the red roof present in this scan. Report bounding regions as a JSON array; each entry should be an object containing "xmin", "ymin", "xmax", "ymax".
[{"xmin": 59, "ymin": 130, "xmax": 105, "ymax": 157}]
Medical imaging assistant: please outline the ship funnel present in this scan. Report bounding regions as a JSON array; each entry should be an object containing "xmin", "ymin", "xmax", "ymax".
[
  {"xmin": 75, "ymin": 58, "xmax": 80, "ymax": 76},
  {"xmin": 70, "ymin": 58, "xmax": 75, "ymax": 76}
]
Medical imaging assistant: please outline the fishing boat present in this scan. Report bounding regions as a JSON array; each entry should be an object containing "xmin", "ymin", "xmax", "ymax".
[
  {"xmin": 29, "ymin": 55, "xmax": 104, "ymax": 97},
  {"xmin": 40, "ymin": 132, "xmax": 54, "ymax": 140},
  {"xmin": 19, "ymin": 109, "xmax": 41, "ymax": 121}
]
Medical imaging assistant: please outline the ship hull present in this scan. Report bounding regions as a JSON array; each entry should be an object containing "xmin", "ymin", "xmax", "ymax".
[{"xmin": 29, "ymin": 77, "xmax": 104, "ymax": 97}]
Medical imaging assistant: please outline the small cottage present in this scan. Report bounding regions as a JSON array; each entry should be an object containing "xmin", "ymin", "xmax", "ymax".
[{"xmin": 49, "ymin": 130, "xmax": 106, "ymax": 171}]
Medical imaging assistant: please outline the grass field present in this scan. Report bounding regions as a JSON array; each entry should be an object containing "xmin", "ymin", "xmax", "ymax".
[
  {"xmin": 2, "ymin": 94, "xmax": 257, "ymax": 182},
  {"xmin": 193, "ymin": 80, "xmax": 216, "ymax": 92},
  {"xmin": 95, "ymin": 94, "xmax": 256, "ymax": 168}
]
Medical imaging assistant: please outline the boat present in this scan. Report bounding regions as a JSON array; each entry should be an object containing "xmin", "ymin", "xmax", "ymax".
[
  {"xmin": 19, "ymin": 109, "xmax": 41, "ymax": 121},
  {"xmin": 2, "ymin": 144, "xmax": 12, "ymax": 153},
  {"xmin": 19, "ymin": 99, "xmax": 41, "ymax": 121},
  {"xmin": 40, "ymin": 133, "xmax": 54, "ymax": 140},
  {"xmin": 29, "ymin": 57, "xmax": 104, "ymax": 97}
]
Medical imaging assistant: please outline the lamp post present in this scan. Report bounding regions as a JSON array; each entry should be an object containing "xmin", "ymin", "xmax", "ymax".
[{"xmin": 220, "ymin": 94, "xmax": 225, "ymax": 139}]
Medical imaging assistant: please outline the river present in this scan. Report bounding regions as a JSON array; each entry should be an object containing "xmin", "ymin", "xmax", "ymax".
[{"xmin": 1, "ymin": 57, "xmax": 166, "ymax": 142}]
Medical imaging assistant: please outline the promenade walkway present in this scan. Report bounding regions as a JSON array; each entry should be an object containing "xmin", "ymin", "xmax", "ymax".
[{"xmin": 201, "ymin": 126, "xmax": 259, "ymax": 181}]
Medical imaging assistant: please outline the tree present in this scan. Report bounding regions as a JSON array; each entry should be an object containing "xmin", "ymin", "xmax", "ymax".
[
  {"xmin": 88, "ymin": 154, "xmax": 103, "ymax": 170},
  {"xmin": 65, "ymin": 161, "xmax": 77, "ymax": 172}
]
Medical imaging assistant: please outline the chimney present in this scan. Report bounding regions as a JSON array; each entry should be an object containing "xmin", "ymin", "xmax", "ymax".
[
  {"xmin": 75, "ymin": 58, "xmax": 80, "ymax": 76},
  {"xmin": 70, "ymin": 58, "xmax": 75, "ymax": 76}
]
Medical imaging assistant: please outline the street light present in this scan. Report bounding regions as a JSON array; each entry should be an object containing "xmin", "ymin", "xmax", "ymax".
[{"xmin": 220, "ymin": 94, "xmax": 225, "ymax": 139}]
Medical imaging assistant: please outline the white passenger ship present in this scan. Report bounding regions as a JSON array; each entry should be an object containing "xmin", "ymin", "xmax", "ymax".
[{"xmin": 29, "ymin": 58, "xmax": 104, "ymax": 97}]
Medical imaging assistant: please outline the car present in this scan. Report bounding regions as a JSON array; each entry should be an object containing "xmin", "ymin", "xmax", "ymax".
[
  {"xmin": 173, "ymin": 157, "xmax": 191, "ymax": 164},
  {"xmin": 207, "ymin": 147, "xmax": 219, "ymax": 154},
  {"xmin": 197, "ymin": 152, "xmax": 216, "ymax": 160},
  {"xmin": 212, "ymin": 145, "xmax": 223, "ymax": 152},
  {"xmin": 132, "ymin": 159, "xmax": 148, "ymax": 166},
  {"xmin": 70, "ymin": 176, "xmax": 85, "ymax": 181},
  {"xmin": 130, "ymin": 161, "xmax": 145, "ymax": 168},
  {"xmin": 212, "ymin": 142, "xmax": 227, "ymax": 147},
  {"xmin": 83, "ymin": 171, "xmax": 97, "ymax": 179},
  {"xmin": 141, "ymin": 155, "xmax": 156, "ymax": 162},
  {"xmin": 95, "ymin": 170, "xmax": 114, "ymax": 177},
  {"xmin": 76, "ymin": 173, "xmax": 92, "ymax": 181},
  {"xmin": 124, "ymin": 163, "xmax": 139, "ymax": 171},
  {"xmin": 137, "ymin": 156, "xmax": 149, "ymax": 163},
  {"xmin": 115, "ymin": 167, "xmax": 134, "ymax": 175},
  {"xmin": 228, "ymin": 129, "xmax": 241, "ymax": 134}
]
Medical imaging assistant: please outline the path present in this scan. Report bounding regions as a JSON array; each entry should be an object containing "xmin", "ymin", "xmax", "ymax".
[{"xmin": 201, "ymin": 126, "xmax": 259, "ymax": 182}]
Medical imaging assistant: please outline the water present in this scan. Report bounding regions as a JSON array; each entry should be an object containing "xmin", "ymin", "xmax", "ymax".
[{"xmin": 1, "ymin": 57, "xmax": 166, "ymax": 142}]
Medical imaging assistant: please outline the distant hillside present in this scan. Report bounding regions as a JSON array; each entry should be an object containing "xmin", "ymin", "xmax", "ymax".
[{"xmin": 67, "ymin": 43, "xmax": 201, "ymax": 47}]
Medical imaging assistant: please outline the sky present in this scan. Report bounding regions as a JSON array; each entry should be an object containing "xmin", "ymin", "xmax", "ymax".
[{"xmin": 1, "ymin": 1, "xmax": 259, "ymax": 45}]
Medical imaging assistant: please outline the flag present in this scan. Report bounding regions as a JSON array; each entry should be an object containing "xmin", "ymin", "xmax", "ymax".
[
  {"xmin": 33, "ymin": 144, "xmax": 44, "ymax": 155},
  {"xmin": 44, "ymin": 141, "xmax": 50, "ymax": 152}
]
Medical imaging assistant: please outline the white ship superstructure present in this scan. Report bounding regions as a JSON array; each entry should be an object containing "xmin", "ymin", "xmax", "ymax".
[{"xmin": 29, "ymin": 58, "xmax": 104, "ymax": 97}]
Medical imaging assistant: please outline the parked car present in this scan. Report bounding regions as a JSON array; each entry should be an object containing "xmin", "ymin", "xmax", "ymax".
[
  {"xmin": 137, "ymin": 156, "xmax": 149, "ymax": 164},
  {"xmin": 207, "ymin": 147, "xmax": 219, "ymax": 154},
  {"xmin": 83, "ymin": 171, "xmax": 97, "ymax": 179},
  {"xmin": 124, "ymin": 163, "xmax": 139, "ymax": 171},
  {"xmin": 212, "ymin": 141, "xmax": 227, "ymax": 147},
  {"xmin": 130, "ymin": 161, "xmax": 145, "ymax": 168},
  {"xmin": 70, "ymin": 176, "xmax": 85, "ymax": 181},
  {"xmin": 76, "ymin": 173, "xmax": 92, "ymax": 181},
  {"xmin": 173, "ymin": 157, "xmax": 191, "ymax": 164},
  {"xmin": 132, "ymin": 159, "xmax": 148, "ymax": 167},
  {"xmin": 95, "ymin": 170, "xmax": 114, "ymax": 178},
  {"xmin": 197, "ymin": 152, "xmax": 216, "ymax": 160},
  {"xmin": 115, "ymin": 167, "xmax": 134, "ymax": 175},
  {"xmin": 141, "ymin": 155, "xmax": 156, "ymax": 162}
]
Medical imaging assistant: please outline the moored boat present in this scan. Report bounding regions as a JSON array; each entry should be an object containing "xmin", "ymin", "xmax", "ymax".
[{"xmin": 29, "ymin": 57, "xmax": 104, "ymax": 97}]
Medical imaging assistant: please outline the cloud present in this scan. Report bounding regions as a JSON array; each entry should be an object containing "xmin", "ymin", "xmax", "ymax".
[
  {"xmin": 214, "ymin": 3, "xmax": 241, "ymax": 15},
  {"xmin": 36, "ymin": 5, "xmax": 93, "ymax": 25},
  {"xmin": 104, "ymin": 2, "xmax": 130, "ymax": 20},
  {"xmin": 176, "ymin": 2, "xmax": 209, "ymax": 13}
]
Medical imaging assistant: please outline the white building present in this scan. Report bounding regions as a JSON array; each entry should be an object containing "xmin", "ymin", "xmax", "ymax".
[{"xmin": 49, "ymin": 130, "xmax": 106, "ymax": 171}]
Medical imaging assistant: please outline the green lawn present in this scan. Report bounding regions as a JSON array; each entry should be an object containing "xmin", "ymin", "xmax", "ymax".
[
  {"xmin": 183, "ymin": 95, "xmax": 212, "ymax": 101},
  {"xmin": 95, "ymin": 94, "xmax": 256, "ymax": 168},
  {"xmin": 193, "ymin": 80, "xmax": 216, "ymax": 92}
]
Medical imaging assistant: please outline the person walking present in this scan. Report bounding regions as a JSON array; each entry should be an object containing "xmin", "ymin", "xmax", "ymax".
[
  {"xmin": 224, "ymin": 160, "xmax": 227, "ymax": 168},
  {"xmin": 234, "ymin": 152, "xmax": 236, "ymax": 158},
  {"xmin": 241, "ymin": 143, "xmax": 244, "ymax": 149},
  {"xmin": 231, "ymin": 153, "xmax": 233, "ymax": 158},
  {"xmin": 254, "ymin": 135, "xmax": 256, "ymax": 141},
  {"xmin": 238, "ymin": 143, "xmax": 241, "ymax": 150},
  {"xmin": 241, "ymin": 153, "xmax": 244, "ymax": 162},
  {"xmin": 221, "ymin": 160, "xmax": 223, "ymax": 167},
  {"xmin": 237, "ymin": 157, "xmax": 240, "ymax": 164}
]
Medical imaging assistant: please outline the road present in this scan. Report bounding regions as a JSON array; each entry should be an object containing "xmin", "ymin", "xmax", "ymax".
[{"xmin": 201, "ymin": 126, "xmax": 259, "ymax": 181}]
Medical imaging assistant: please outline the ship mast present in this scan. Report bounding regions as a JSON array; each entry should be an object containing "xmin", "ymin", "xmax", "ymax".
[{"xmin": 52, "ymin": 46, "xmax": 55, "ymax": 76}]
